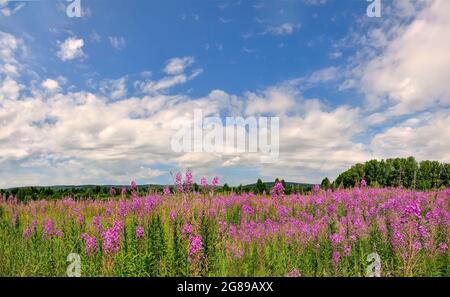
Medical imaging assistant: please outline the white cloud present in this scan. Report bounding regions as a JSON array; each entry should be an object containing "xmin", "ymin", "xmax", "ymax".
[
  {"xmin": 350, "ymin": 0, "xmax": 450, "ymax": 115},
  {"xmin": 0, "ymin": 78, "xmax": 21, "ymax": 100},
  {"xmin": 371, "ymin": 112, "xmax": 450, "ymax": 162},
  {"xmin": 0, "ymin": 31, "xmax": 24, "ymax": 75},
  {"xmin": 41, "ymin": 79, "xmax": 60, "ymax": 91},
  {"xmin": 137, "ymin": 57, "xmax": 202, "ymax": 94},
  {"xmin": 246, "ymin": 86, "xmax": 296, "ymax": 115},
  {"xmin": 99, "ymin": 77, "xmax": 127, "ymax": 100},
  {"xmin": 1, "ymin": 2, "xmax": 25, "ymax": 17},
  {"xmin": 265, "ymin": 23, "xmax": 301, "ymax": 36},
  {"xmin": 57, "ymin": 37, "xmax": 85, "ymax": 61},
  {"xmin": 0, "ymin": 24, "xmax": 449, "ymax": 187},
  {"xmin": 0, "ymin": 63, "xmax": 18, "ymax": 76},
  {"xmin": 164, "ymin": 56, "xmax": 195, "ymax": 75}
]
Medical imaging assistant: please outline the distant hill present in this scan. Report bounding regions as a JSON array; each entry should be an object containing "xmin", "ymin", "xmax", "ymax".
[
  {"xmin": 243, "ymin": 181, "xmax": 313, "ymax": 188},
  {"xmin": 0, "ymin": 181, "xmax": 314, "ymax": 201},
  {"xmin": 1, "ymin": 181, "xmax": 313, "ymax": 191},
  {"xmin": 241, "ymin": 181, "xmax": 313, "ymax": 191}
]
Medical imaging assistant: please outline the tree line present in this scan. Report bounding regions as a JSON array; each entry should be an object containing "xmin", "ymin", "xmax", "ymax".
[
  {"xmin": 2, "ymin": 157, "xmax": 447, "ymax": 202},
  {"xmin": 326, "ymin": 157, "xmax": 450, "ymax": 190},
  {"xmin": 0, "ymin": 180, "xmax": 313, "ymax": 202}
]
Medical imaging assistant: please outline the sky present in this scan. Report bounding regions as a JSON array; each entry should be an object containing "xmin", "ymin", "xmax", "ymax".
[{"xmin": 0, "ymin": 0, "xmax": 449, "ymax": 188}]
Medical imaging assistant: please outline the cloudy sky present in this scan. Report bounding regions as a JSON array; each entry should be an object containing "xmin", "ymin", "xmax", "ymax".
[{"xmin": 0, "ymin": 0, "xmax": 449, "ymax": 187}]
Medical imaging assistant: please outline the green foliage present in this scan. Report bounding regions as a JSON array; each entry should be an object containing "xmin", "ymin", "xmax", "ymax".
[
  {"xmin": 334, "ymin": 157, "xmax": 449, "ymax": 190},
  {"xmin": 145, "ymin": 215, "xmax": 167, "ymax": 276},
  {"xmin": 200, "ymin": 215, "xmax": 218, "ymax": 275},
  {"xmin": 321, "ymin": 177, "xmax": 331, "ymax": 190},
  {"xmin": 171, "ymin": 219, "xmax": 188, "ymax": 276},
  {"xmin": 222, "ymin": 183, "xmax": 230, "ymax": 194},
  {"xmin": 255, "ymin": 178, "xmax": 268, "ymax": 194}
]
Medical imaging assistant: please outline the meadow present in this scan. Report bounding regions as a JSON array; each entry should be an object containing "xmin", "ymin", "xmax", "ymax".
[{"xmin": 0, "ymin": 173, "xmax": 448, "ymax": 277}]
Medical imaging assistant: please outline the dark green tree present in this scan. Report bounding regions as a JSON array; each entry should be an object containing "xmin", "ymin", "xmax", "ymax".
[{"xmin": 320, "ymin": 177, "xmax": 331, "ymax": 190}]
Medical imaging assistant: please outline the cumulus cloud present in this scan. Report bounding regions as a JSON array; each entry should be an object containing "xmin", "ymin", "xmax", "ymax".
[
  {"xmin": 164, "ymin": 56, "xmax": 195, "ymax": 75},
  {"xmin": 137, "ymin": 57, "xmax": 202, "ymax": 94},
  {"xmin": 99, "ymin": 77, "xmax": 127, "ymax": 100},
  {"xmin": 349, "ymin": 0, "xmax": 450, "ymax": 116},
  {"xmin": 41, "ymin": 79, "xmax": 60, "ymax": 92},
  {"xmin": 57, "ymin": 37, "xmax": 85, "ymax": 61},
  {"xmin": 1, "ymin": 21, "xmax": 449, "ymax": 187},
  {"xmin": 0, "ymin": 78, "xmax": 21, "ymax": 100},
  {"xmin": 371, "ymin": 112, "xmax": 450, "ymax": 162},
  {"xmin": 246, "ymin": 86, "xmax": 296, "ymax": 115},
  {"xmin": 0, "ymin": 31, "xmax": 24, "ymax": 76}
]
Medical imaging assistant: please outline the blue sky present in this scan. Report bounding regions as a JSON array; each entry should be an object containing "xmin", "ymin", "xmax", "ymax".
[
  {"xmin": 2, "ymin": 0, "xmax": 360, "ymax": 98},
  {"xmin": 0, "ymin": 0, "xmax": 449, "ymax": 187}
]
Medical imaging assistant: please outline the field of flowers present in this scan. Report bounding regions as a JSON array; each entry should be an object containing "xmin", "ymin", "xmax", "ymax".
[{"xmin": 0, "ymin": 173, "xmax": 449, "ymax": 277}]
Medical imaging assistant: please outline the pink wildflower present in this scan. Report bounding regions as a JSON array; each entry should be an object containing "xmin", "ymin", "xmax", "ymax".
[
  {"xmin": 188, "ymin": 235, "xmax": 203, "ymax": 260},
  {"xmin": 211, "ymin": 176, "xmax": 219, "ymax": 187},
  {"xmin": 135, "ymin": 225, "xmax": 144, "ymax": 239}
]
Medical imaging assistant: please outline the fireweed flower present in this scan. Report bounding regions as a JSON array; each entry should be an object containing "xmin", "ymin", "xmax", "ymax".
[
  {"xmin": 163, "ymin": 186, "xmax": 171, "ymax": 196},
  {"xmin": 11, "ymin": 212, "xmax": 17, "ymax": 226},
  {"xmin": 143, "ymin": 196, "xmax": 158, "ymax": 213},
  {"xmin": 109, "ymin": 187, "xmax": 117, "ymax": 197},
  {"xmin": 169, "ymin": 210, "xmax": 177, "ymax": 222},
  {"xmin": 32, "ymin": 219, "xmax": 38, "ymax": 230},
  {"xmin": 77, "ymin": 214, "xmax": 85, "ymax": 225},
  {"xmin": 270, "ymin": 181, "xmax": 285, "ymax": 199},
  {"xmin": 211, "ymin": 176, "xmax": 219, "ymax": 187},
  {"xmin": 332, "ymin": 251, "xmax": 341, "ymax": 266},
  {"xmin": 229, "ymin": 224, "xmax": 236, "ymax": 237},
  {"xmin": 175, "ymin": 172, "xmax": 183, "ymax": 193},
  {"xmin": 182, "ymin": 223, "xmax": 192, "ymax": 236},
  {"xmin": 226, "ymin": 242, "xmax": 244, "ymax": 259},
  {"xmin": 360, "ymin": 179, "xmax": 367, "ymax": 188},
  {"xmin": 188, "ymin": 235, "xmax": 203, "ymax": 260},
  {"xmin": 131, "ymin": 180, "xmax": 138, "ymax": 190},
  {"xmin": 343, "ymin": 245, "xmax": 352, "ymax": 257},
  {"xmin": 81, "ymin": 233, "xmax": 98, "ymax": 256},
  {"xmin": 121, "ymin": 186, "xmax": 127, "ymax": 195},
  {"xmin": 184, "ymin": 170, "xmax": 193, "ymax": 192},
  {"xmin": 54, "ymin": 229, "xmax": 63, "ymax": 238},
  {"xmin": 438, "ymin": 243, "xmax": 448, "ymax": 254},
  {"xmin": 242, "ymin": 202, "xmax": 255, "ymax": 216},
  {"xmin": 413, "ymin": 241, "xmax": 422, "ymax": 251},
  {"xmin": 135, "ymin": 225, "xmax": 144, "ymax": 239},
  {"xmin": 131, "ymin": 195, "xmax": 142, "ymax": 212},
  {"xmin": 403, "ymin": 200, "xmax": 422, "ymax": 219},
  {"xmin": 200, "ymin": 177, "xmax": 208, "ymax": 188},
  {"xmin": 92, "ymin": 216, "xmax": 102, "ymax": 231},
  {"xmin": 118, "ymin": 200, "xmax": 128, "ymax": 217},
  {"xmin": 43, "ymin": 218, "xmax": 54, "ymax": 237},
  {"xmin": 102, "ymin": 220, "xmax": 124, "ymax": 255},
  {"xmin": 285, "ymin": 269, "xmax": 301, "ymax": 277},
  {"xmin": 312, "ymin": 184, "xmax": 321, "ymax": 193},
  {"xmin": 23, "ymin": 227, "xmax": 33, "ymax": 239}
]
